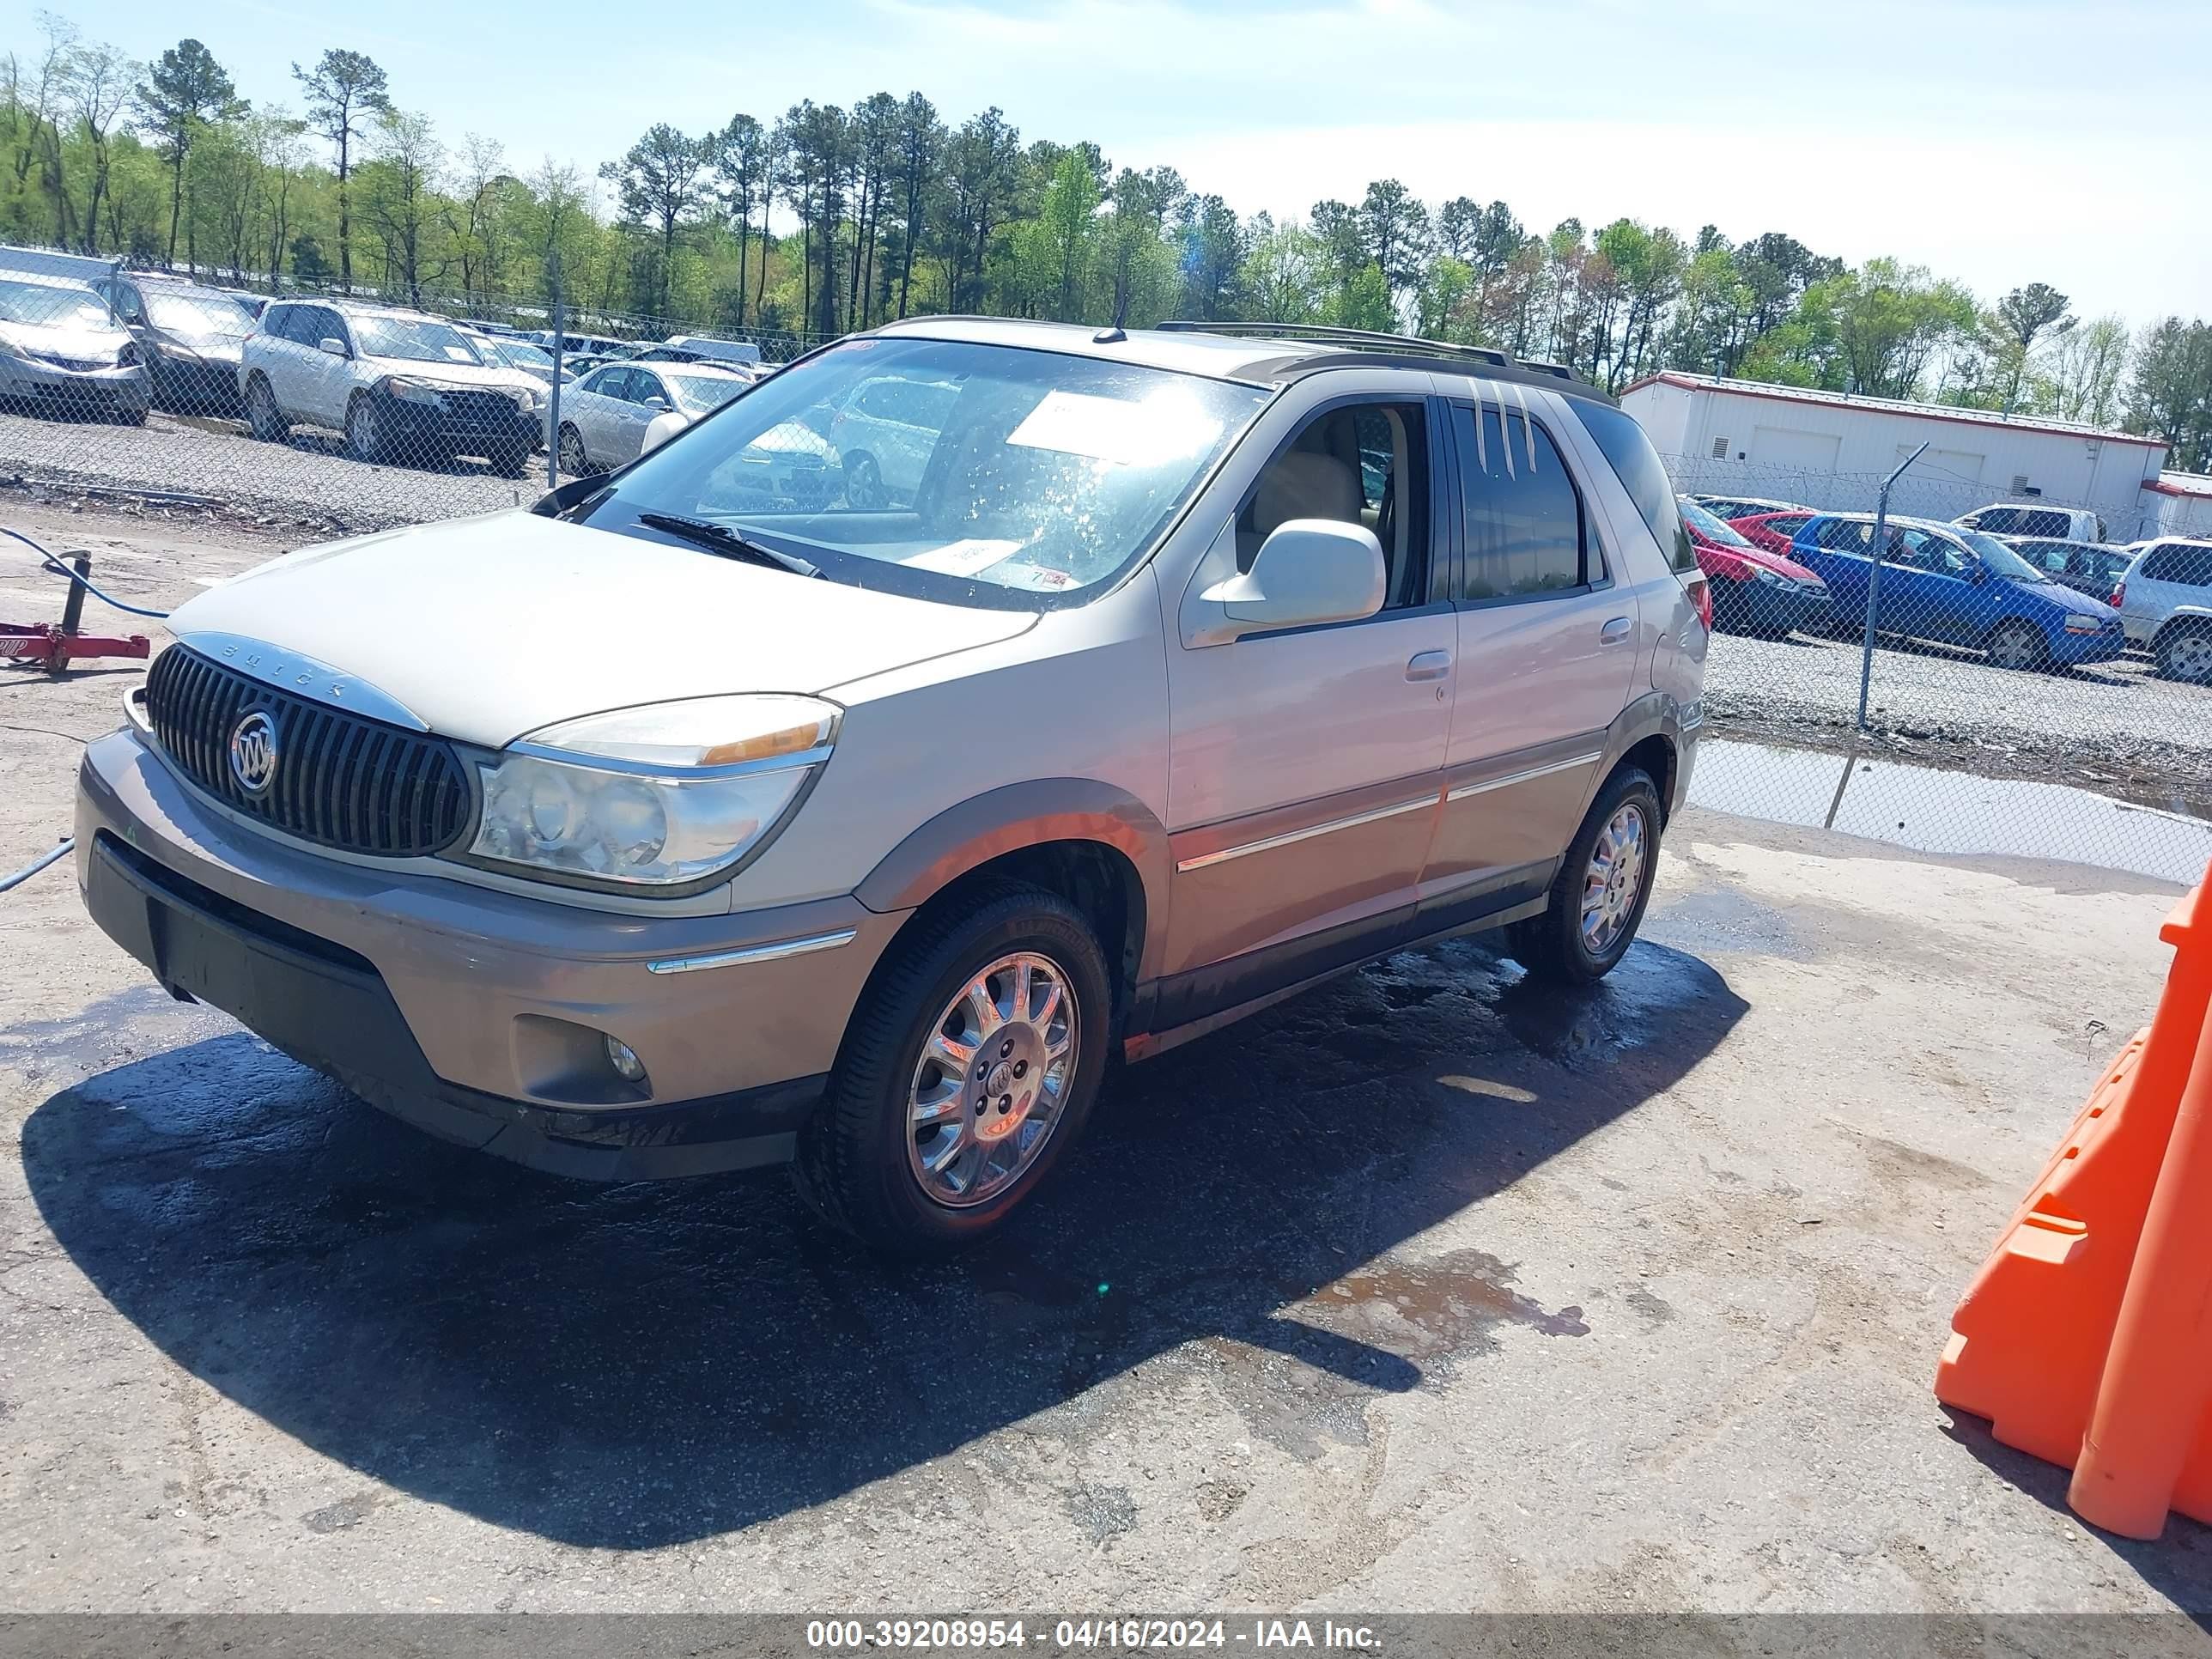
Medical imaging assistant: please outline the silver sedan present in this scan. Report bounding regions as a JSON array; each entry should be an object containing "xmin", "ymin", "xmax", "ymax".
[{"xmin": 549, "ymin": 362, "xmax": 752, "ymax": 475}]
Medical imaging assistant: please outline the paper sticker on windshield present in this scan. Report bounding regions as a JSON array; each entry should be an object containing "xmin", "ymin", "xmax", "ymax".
[
  {"xmin": 1007, "ymin": 389, "xmax": 1221, "ymax": 466},
  {"xmin": 444, "ymin": 344, "xmax": 474, "ymax": 361},
  {"xmin": 902, "ymin": 538, "xmax": 1023, "ymax": 576}
]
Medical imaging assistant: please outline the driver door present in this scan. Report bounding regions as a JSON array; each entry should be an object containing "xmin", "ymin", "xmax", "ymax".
[{"xmin": 1157, "ymin": 395, "xmax": 1454, "ymax": 1029}]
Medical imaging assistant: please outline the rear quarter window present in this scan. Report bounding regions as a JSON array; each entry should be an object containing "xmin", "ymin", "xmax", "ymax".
[
  {"xmin": 1572, "ymin": 399, "xmax": 1696, "ymax": 574},
  {"xmin": 2142, "ymin": 544, "xmax": 2212, "ymax": 587}
]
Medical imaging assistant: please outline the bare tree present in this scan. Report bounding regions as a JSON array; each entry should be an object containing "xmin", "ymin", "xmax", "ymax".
[{"xmin": 64, "ymin": 36, "xmax": 137, "ymax": 255}]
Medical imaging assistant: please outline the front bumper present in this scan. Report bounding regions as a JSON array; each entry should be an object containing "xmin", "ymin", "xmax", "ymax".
[
  {"xmin": 2047, "ymin": 625, "xmax": 2127, "ymax": 665},
  {"xmin": 0, "ymin": 355, "xmax": 149, "ymax": 415},
  {"xmin": 76, "ymin": 728, "xmax": 907, "ymax": 1180},
  {"xmin": 149, "ymin": 349, "xmax": 243, "ymax": 413},
  {"xmin": 379, "ymin": 391, "xmax": 538, "ymax": 453},
  {"xmin": 1714, "ymin": 576, "xmax": 1829, "ymax": 636}
]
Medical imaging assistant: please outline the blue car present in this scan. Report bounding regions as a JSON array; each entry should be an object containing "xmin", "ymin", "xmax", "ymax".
[{"xmin": 1790, "ymin": 514, "xmax": 2125, "ymax": 672}]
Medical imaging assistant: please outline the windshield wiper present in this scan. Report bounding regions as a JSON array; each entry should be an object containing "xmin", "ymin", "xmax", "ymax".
[{"xmin": 634, "ymin": 512, "xmax": 821, "ymax": 578}]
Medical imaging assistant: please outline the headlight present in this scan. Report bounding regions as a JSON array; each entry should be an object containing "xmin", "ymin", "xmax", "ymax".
[
  {"xmin": 513, "ymin": 384, "xmax": 541, "ymax": 410},
  {"xmin": 1751, "ymin": 566, "xmax": 1789, "ymax": 587},
  {"xmin": 461, "ymin": 694, "xmax": 839, "ymax": 889},
  {"xmin": 2063, "ymin": 615, "xmax": 2104, "ymax": 635},
  {"xmin": 116, "ymin": 343, "xmax": 140, "ymax": 368},
  {"xmin": 380, "ymin": 376, "xmax": 443, "ymax": 406}
]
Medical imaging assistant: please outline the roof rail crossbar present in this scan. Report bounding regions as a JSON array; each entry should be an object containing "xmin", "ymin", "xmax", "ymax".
[{"xmin": 1156, "ymin": 319, "xmax": 1511, "ymax": 367}]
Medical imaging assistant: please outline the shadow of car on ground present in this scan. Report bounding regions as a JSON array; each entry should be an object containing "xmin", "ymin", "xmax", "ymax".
[{"xmin": 24, "ymin": 933, "xmax": 1744, "ymax": 1550}]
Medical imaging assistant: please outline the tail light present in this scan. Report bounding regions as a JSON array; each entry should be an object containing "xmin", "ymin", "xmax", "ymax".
[
  {"xmin": 1684, "ymin": 573, "xmax": 1712, "ymax": 632},
  {"xmin": 2112, "ymin": 580, "xmax": 2125, "ymax": 608}
]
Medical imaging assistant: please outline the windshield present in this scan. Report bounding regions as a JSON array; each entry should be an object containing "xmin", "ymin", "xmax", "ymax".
[
  {"xmin": 584, "ymin": 337, "xmax": 1271, "ymax": 609},
  {"xmin": 1960, "ymin": 530, "xmax": 2048, "ymax": 582},
  {"xmin": 0, "ymin": 278, "xmax": 112, "ymax": 331},
  {"xmin": 352, "ymin": 313, "xmax": 487, "ymax": 367},
  {"xmin": 497, "ymin": 339, "xmax": 552, "ymax": 368},
  {"xmin": 145, "ymin": 289, "xmax": 254, "ymax": 338},
  {"xmin": 664, "ymin": 371, "xmax": 748, "ymax": 415},
  {"xmin": 1678, "ymin": 495, "xmax": 1751, "ymax": 549}
]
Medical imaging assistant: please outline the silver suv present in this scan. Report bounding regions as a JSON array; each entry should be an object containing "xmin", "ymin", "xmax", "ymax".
[
  {"xmin": 240, "ymin": 299, "xmax": 545, "ymax": 476},
  {"xmin": 77, "ymin": 318, "xmax": 1709, "ymax": 1252},
  {"xmin": 2116, "ymin": 538, "xmax": 2212, "ymax": 683}
]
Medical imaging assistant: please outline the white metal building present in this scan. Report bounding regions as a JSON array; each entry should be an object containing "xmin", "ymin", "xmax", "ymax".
[
  {"xmin": 1621, "ymin": 372, "xmax": 2169, "ymax": 542},
  {"xmin": 2142, "ymin": 471, "xmax": 2212, "ymax": 539}
]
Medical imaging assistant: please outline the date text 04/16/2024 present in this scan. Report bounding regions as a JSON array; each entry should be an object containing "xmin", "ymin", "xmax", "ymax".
[{"xmin": 804, "ymin": 1620, "xmax": 1381, "ymax": 1650}]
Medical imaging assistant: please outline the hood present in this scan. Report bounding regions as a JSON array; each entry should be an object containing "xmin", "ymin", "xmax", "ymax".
[
  {"xmin": 1692, "ymin": 526, "xmax": 1820, "ymax": 584},
  {"xmin": 167, "ymin": 511, "xmax": 1037, "ymax": 748},
  {"xmin": 362, "ymin": 352, "xmax": 539, "ymax": 394},
  {"xmin": 2014, "ymin": 572, "xmax": 2118, "ymax": 617},
  {"xmin": 0, "ymin": 317, "xmax": 130, "ymax": 356}
]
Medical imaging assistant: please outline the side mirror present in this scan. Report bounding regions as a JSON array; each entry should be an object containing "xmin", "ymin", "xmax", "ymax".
[
  {"xmin": 641, "ymin": 395, "xmax": 670, "ymax": 411},
  {"xmin": 317, "ymin": 337, "xmax": 349, "ymax": 357},
  {"xmin": 1200, "ymin": 519, "xmax": 1385, "ymax": 636},
  {"xmin": 641, "ymin": 410, "xmax": 687, "ymax": 454}
]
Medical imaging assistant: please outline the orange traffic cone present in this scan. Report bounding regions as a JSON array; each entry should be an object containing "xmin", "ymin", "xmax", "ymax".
[{"xmin": 1936, "ymin": 866, "xmax": 2212, "ymax": 1534}]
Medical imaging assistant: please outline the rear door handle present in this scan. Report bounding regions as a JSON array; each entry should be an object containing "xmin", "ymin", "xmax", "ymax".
[
  {"xmin": 1599, "ymin": 616, "xmax": 1633, "ymax": 646},
  {"xmin": 1405, "ymin": 650, "xmax": 1451, "ymax": 683}
]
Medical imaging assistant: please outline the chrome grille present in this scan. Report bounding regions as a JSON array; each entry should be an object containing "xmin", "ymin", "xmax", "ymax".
[{"xmin": 144, "ymin": 647, "xmax": 471, "ymax": 857}]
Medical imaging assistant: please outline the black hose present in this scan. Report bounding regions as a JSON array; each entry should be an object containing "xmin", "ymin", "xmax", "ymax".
[{"xmin": 1, "ymin": 526, "xmax": 170, "ymax": 620}]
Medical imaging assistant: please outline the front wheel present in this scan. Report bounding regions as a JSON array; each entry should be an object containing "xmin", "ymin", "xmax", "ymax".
[
  {"xmin": 842, "ymin": 451, "xmax": 884, "ymax": 508},
  {"xmin": 1508, "ymin": 767, "xmax": 1662, "ymax": 986},
  {"xmin": 344, "ymin": 394, "xmax": 385, "ymax": 465},
  {"xmin": 1984, "ymin": 618, "xmax": 2046, "ymax": 672},
  {"xmin": 796, "ymin": 881, "xmax": 1111, "ymax": 1255},
  {"xmin": 556, "ymin": 423, "xmax": 594, "ymax": 478}
]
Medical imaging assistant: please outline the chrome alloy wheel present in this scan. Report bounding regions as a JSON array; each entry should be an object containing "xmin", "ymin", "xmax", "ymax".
[
  {"xmin": 1579, "ymin": 804, "xmax": 1649, "ymax": 957},
  {"xmin": 907, "ymin": 951, "xmax": 1079, "ymax": 1208}
]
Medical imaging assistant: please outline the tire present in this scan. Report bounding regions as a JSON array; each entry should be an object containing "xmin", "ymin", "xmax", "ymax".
[
  {"xmin": 1507, "ymin": 766, "xmax": 1663, "ymax": 987},
  {"xmin": 2156, "ymin": 623, "xmax": 2212, "ymax": 686},
  {"xmin": 344, "ymin": 394, "xmax": 385, "ymax": 465},
  {"xmin": 1984, "ymin": 618, "xmax": 2046, "ymax": 672},
  {"xmin": 112, "ymin": 403, "xmax": 148, "ymax": 428},
  {"xmin": 489, "ymin": 442, "xmax": 531, "ymax": 479},
  {"xmin": 556, "ymin": 423, "xmax": 595, "ymax": 478},
  {"xmin": 795, "ymin": 879, "xmax": 1113, "ymax": 1256},
  {"xmin": 843, "ymin": 451, "xmax": 884, "ymax": 508},
  {"xmin": 245, "ymin": 374, "xmax": 289, "ymax": 444}
]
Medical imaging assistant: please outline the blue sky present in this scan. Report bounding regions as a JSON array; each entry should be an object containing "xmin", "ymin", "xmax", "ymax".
[{"xmin": 57, "ymin": 0, "xmax": 2212, "ymax": 325}]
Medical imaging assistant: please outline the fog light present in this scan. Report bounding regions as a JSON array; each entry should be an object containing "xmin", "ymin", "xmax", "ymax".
[{"xmin": 604, "ymin": 1035, "xmax": 648, "ymax": 1085}]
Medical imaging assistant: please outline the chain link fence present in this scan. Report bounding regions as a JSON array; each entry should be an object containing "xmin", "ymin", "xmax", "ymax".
[{"xmin": 3, "ymin": 275, "xmax": 2209, "ymax": 882}]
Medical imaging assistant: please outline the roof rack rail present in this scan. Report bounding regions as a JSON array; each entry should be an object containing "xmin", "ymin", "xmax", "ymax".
[{"xmin": 1157, "ymin": 319, "xmax": 1510, "ymax": 368}]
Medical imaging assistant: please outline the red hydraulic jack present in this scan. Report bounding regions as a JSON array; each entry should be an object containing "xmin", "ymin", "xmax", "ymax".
[{"xmin": 1, "ymin": 551, "xmax": 149, "ymax": 673}]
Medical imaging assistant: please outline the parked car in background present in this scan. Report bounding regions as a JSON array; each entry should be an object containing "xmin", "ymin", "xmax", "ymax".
[
  {"xmin": 634, "ymin": 335, "xmax": 764, "ymax": 370},
  {"xmin": 94, "ymin": 274, "xmax": 257, "ymax": 415},
  {"xmin": 78, "ymin": 315, "xmax": 1706, "ymax": 1251},
  {"xmin": 1689, "ymin": 493, "xmax": 1809, "ymax": 525},
  {"xmin": 549, "ymin": 360, "xmax": 752, "ymax": 474},
  {"xmin": 830, "ymin": 374, "xmax": 961, "ymax": 506},
  {"xmin": 459, "ymin": 327, "xmax": 572, "ymax": 388},
  {"xmin": 1726, "ymin": 507, "xmax": 1818, "ymax": 559},
  {"xmin": 240, "ymin": 299, "xmax": 545, "ymax": 476},
  {"xmin": 1957, "ymin": 501, "xmax": 2106, "ymax": 544},
  {"xmin": 526, "ymin": 331, "xmax": 635, "ymax": 362},
  {"xmin": 0, "ymin": 270, "xmax": 147, "ymax": 423},
  {"xmin": 2112, "ymin": 538, "xmax": 2212, "ymax": 684},
  {"xmin": 2001, "ymin": 537, "xmax": 2136, "ymax": 605},
  {"xmin": 1790, "ymin": 513, "xmax": 2124, "ymax": 671},
  {"xmin": 1678, "ymin": 495, "xmax": 1829, "ymax": 637}
]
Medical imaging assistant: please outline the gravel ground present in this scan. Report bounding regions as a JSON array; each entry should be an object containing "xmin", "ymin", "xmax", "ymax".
[
  {"xmin": 3, "ymin": 502, "xmax": 2212, "ymax": 1623},
  {"xmin": 1704, "ymin": 629, "xmax": 2212, "ymax": 815},
  {"xmin": 0, "ymin": 408, "xmax": 538, "ymax": 535}
]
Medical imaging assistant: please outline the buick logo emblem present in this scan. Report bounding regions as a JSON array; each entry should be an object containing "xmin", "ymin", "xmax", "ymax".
[{"xmin": 228, "ymin": 710, "xmax": 281, "ymax": 797}]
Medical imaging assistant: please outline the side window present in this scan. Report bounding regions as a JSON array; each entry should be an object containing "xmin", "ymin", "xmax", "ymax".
[
  {"xmin": 586, "ymin": 367, "xmax": 630, "ymax": 399},
  {"xmin": 309, "ymin": 308, "xmax": 345, "ymax": 350},
  {"xmin": 264, "ymin": 305, "xmax": 299, "ymax": 343},
  {"xmin": 2148, "ymin": 544, "xmax": 2212, "ymax": 587},
  {"xmin": 1450, "ymin": 403, "xmax": 1589, "ymax": 601},
  {"xmin": 1766, "ymin": 514, "xmax": 1810, "ymax": 540},
  {"xmin": 634, "ymin": 372, "xmax": 670, "ymax": 408},
  {"xmin": 1975, "ymin": 507, "xmax": 2018, "ymax": 533},
  {"xmin": 1237, "ymin": 400, "xmax": 1431, "ymax": 610},
  {"xmin": 1572, "ymin": 398, "xmax": 1696, "ymax": 574},
  {"xmin": 1817, "ymin": 519, "xmax": 1872, "ymax": 553}
]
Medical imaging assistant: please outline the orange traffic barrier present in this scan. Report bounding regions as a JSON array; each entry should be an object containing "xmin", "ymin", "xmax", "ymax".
[{"xmin": 1936, "ymin": 864, "xmax": 2212, "ymax": 1537}]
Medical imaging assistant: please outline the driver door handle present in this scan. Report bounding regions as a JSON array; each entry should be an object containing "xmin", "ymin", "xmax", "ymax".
[
  {"xmin": 1405, "ymin": 650, "xmax": 1451, "ymax": 683},
  {"xmin": 1600, "ymin": 616, "xmax": 1633, "ymax": 646}
]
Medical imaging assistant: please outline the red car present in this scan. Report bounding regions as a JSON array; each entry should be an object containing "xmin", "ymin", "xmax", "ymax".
[
  {"xmin": 1723, "ymin": 507, "xmax": 1817, "ymax": 559},
  {"xmin": 1679, "ymin": 497, "xmax": 1832, "ymax": 637}
]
